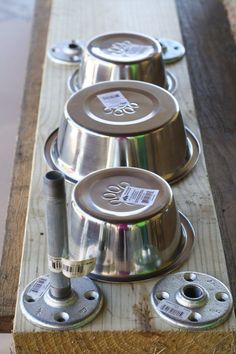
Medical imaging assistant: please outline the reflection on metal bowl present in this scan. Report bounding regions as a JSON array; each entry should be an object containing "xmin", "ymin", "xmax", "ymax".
[
  {"xmin": 45, "ymin": 80, "xmax": 200, "ymax": 184},
  {"xmin": 68, "ymin": 32, "xmax": 177, "ymax": 94},
  {"xmin": 69, "ymin": 167, "xmax": 195, "ymax": 282}
]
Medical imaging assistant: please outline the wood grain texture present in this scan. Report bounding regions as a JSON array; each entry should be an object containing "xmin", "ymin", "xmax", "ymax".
[
  {"xmin": 14, "ymin": 331, "xmax": 236, "ymax": 354},
  {"xmin": 177, "ymin": 0, "xmax": 236, "ymax": 310},
  {"xmin": 12, "ymin": 0, "xmax": 236, "ymax": 350},
  {"xmin": 0, "ymin": 0, "xmax": 52, "ymax": 332}
]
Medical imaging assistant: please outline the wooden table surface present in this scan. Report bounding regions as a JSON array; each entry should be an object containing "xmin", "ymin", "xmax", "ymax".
[{"xmin": 0, "ymin": 0, "xmax": 236, "ymax": 347}]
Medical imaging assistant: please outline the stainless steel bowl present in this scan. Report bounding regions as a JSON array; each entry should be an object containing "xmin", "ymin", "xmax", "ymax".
[
  {"xmin": 68, "ymin": 32, "xmax": 177, "ymax": 94},
  {"xmin": 69, "ymin": 167, "xmax": 195, "ymax": 282},
  {"xmin": 45, "ymin": 80, "xmax": 200, "ymax": 184}
]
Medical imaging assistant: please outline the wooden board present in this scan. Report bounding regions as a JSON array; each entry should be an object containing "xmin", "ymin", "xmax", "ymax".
[
  {"xmin": 0, "ymin": 0, "xmax": 52, "ymax": 333},
  {"xmin": 12, "ymin": 0, "xmax": 236, "ymax": 351},
  {"xmin": 2, "ymin": 1, "xmax": 235, "ymax": 335},
  {"xmin": 176, "ymin": 0, "xmax": 236, "ymax": 309}
]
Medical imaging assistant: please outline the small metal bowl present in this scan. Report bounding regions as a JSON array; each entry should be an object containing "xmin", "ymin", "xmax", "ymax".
[
  {"xmin": 69, "ymin": 167, "xmax": 195, "ymax": 282},
  {"xmin": 68, "ymin": 32, "xmax": 177, "ymax": 94},
  {"xmin": 45, "ymin": 80, "xmax": 200, "ymax": 185}
]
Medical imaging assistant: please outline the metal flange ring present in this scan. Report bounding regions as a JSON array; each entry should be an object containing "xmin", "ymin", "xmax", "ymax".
[
  {"xmin": 151, "ymin": 271, "xmax": 233, "ymax": 330},
  {"xmin": 21, "ymin": 275, "xmax": 103, "ymax": 330},
  {"xmin": 159, "ymin": 38, "xmax": 185, "ymax": 64},
  {"xmin": 48, "ymin": 40, "xmax": 84, "ymax": 65}
]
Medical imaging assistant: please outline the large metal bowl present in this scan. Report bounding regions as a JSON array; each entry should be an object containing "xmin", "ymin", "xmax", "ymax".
[
  {"xmin": 68, "ymin": 32, "xmax": 177, "ymax": 94},
  {"xmin": 45, "ymin": 80, "xmax": 200, "ymax": 184},
  {"xmin": 69, "ymin": 167, "xmax": 195, "ymax": 282}
]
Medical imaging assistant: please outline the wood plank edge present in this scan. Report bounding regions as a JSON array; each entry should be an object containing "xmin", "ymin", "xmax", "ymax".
[
  {"xmin": 0, "ymin": 0, "xmax": 52, "ymax": 328},
  {"xmin": 0, "ymin": 316, "xmax": 14, "ymax": 333},
  {"xmin": 13, "ymin": 330, "xmax": 236, "ymax": 353},
  {"xmin": 176, "ymin": 0, "xmax": 236, "ymax": 312}
]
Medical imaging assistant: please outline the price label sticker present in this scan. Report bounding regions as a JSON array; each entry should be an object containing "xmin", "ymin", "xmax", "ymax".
[
  {"xmin": 26, "ymin": 275, "xmax": 50, "ymax": 300},
  {"xmin": 48, "ymin": 256, "xmax": 96, "ymax": 278},
  {"xmin": 48, "ymin": 256, "xmax": 62, "ymax": 273},
  {"xmin": 119, "ymin": 186, "xmax": 159, "ymax": 206},
  {"xmin": 62, "ymin": 257, "xmax": 96, "ymax": 278},
  {"xmin": 157, "ymin": 300, "xmax": 191, "ymax": 320},
  {"xmin": 124, "ymin": 44, "xmax": 147, "ymax": 56},
  {"xmin": 97, "ymin": 91, "xmax": 130, "ymax": 109}
]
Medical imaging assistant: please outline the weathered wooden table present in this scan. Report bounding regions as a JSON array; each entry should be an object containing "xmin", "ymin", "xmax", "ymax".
[{"xmin": 1, "ymin": 0, "xmax": 236, "ymax": 352}]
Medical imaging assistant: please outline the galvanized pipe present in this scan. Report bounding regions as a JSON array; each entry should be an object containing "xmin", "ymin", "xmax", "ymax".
[
  {"xmin": 20, "ymin": 170, "xmax": 103, "ymax": 329},
  {"xmin": 44, "ymin": 170, "xmax": 71, "ymax": 299}
]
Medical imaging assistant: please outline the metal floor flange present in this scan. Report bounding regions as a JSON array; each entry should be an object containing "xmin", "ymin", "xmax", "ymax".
[
  {"xmin": 159, "ymin": 38, "xmax": 185, "ymax": 64},
  {"xmin": 20, "ymin": 275, "xmax": 103, "ymax": 330},
  {"xmin": 151, "ymin": 271, "xmax": 233, "ymax": 330},
  {"xmin": 48, "ymin": 39, "xmax": 84, "ymax": 64}
]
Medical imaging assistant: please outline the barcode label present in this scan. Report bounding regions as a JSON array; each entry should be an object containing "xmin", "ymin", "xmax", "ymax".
[
  {"xmin": 125, "ymin": 44, "xmax": 147, "ymax": 56},
  {"xmin": 119, "ymin": 186, "xmax": 159, "ymax": 206},
  {"xmin": 48, "ymin": 256, "xmax": 62, "ymax": 273},
  {"xmin": 97, "ymin": 91, "xmax": 130, "ymax": 109},
  {"xmin": 157, "ymin": 300, "xmax": 191, "ymax": 320},
  {"xmin": 27, "ymin": 275, "xmax": 50, "ymax": 300},
  {"xmin": 62, "ymin": 258, "xmax": 96, "ymax": 278},
  {"xmin": 48, "ymin": 255, "xmax": 96, "ymax": 278}
]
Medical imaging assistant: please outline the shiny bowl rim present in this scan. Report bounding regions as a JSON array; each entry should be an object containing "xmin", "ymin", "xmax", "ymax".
[
  {"xmin": 67, "ymin": 68, "xmax": 177, "ymax": 94},
  {"xmin": 44, "ymin": 126, "xmax": 200, "ymax": 185}
]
